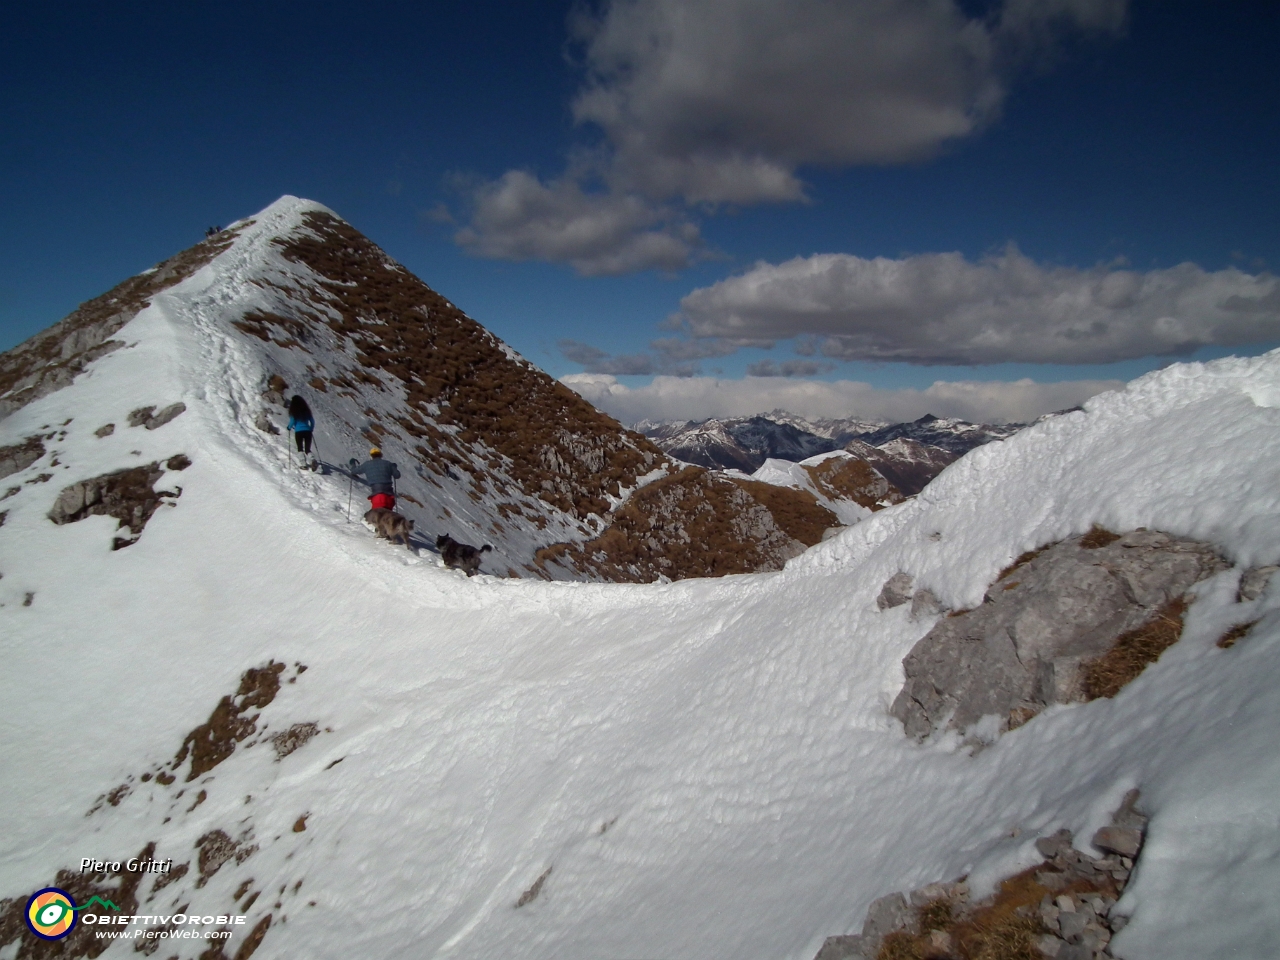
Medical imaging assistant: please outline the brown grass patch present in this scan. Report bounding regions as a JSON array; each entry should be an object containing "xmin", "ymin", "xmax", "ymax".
[
  {"xmin": 731, "ymin": 478, "xmax": 839, "ymax": 545},
  {"xmin": 274, "ymin": 211, "xmax": 664, "ymax": 522},
  {"xmin": 173, "ymin": 662, "xmax": 286, "ymax": 780},
  {"xmin": 1080, "ymin": 525, "xmax": 1121, "ymax": 549},
  {"xmin": 997, "ymin": 545, "xmax": 1050, "ymax": 581},
  {"xmin": 1083, "ymin": 597, "xmax": 1187, "ymax": 699},
  {"xmin": 1217, "ymin": 620, "xmax": 1258, "ymax": 649},
  {"xmin": 536, "ymin": 467, "xmax": 835, "ymax": 581},
  {"xmin": 873, "ymin": 863, "xmax": 1124, "ymax": 960}
]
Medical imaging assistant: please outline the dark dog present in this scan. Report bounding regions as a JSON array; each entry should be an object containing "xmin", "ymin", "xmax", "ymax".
[
  {"xmin": 364, "ymin": 508, "xmax": 415, "ymax": 551},
  {"xmin": 436, "ymin": 534, "xmax": 491, "ymax": 576}
]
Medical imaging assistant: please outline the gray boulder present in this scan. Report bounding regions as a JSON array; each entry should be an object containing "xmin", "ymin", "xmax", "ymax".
[
  {"xmin": 891, "ymin": 529, "xmax": 1226, "ymax": 741},
  {"xmin": 876, "ymin": 572, "xmax": 914, "ymax": 610},
  {"xmin": 1238, "ymin": 565, "xmax": 1278, "ymax": 602},
  {"xmin": 128, "ymin": 402, "xmax": 187, "ymax": 430}
]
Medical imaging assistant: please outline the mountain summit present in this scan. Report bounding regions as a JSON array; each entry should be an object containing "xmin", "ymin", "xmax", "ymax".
[{"xmin": 0, "ymin": 197, "xmax": 849, "ymax": 580}]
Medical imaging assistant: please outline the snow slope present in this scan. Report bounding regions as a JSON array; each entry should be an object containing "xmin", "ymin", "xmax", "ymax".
[{"xmin": 2, "ymin": 225, "xmax": 1280, "ymax": 960}]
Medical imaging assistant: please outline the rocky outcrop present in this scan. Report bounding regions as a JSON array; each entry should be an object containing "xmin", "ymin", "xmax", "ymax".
[
  {"xmin": 814, "ymin": 791, "xmax": 1148, "ymax": 960},
  {"xmin": 0, "ymin": 435, "xmax": 45, "ymax": 480},
  {"xmin": 889, "ymin": 529, "xmax": 1227, "ymax": 742},
  {"xmin": 0, "ymin": 229, "xmax": 242, "ymax": 421},
  {"xmin": 127, "ymin": 402, "xmax": 187, "ymax": 430},
  {"xmin": 48, "ymin": 461, "xmax": 185, "ymax": 549}
]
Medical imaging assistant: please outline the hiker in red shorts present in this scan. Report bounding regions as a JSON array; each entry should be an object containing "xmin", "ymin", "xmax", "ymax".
[{"xmin": 350, "ymin": 447, "xmax": 400, "ymax": 510}]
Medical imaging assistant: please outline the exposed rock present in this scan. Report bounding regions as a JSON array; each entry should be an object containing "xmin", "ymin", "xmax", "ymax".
[
  {"xmin": 94, "ymin": 422, "xmax": 115, "ymax": 437},
  {"xmin": 1091, "ymin": 826, "xmax": 1143, "ymax": 859},
  {"xmin": 254, "ymin": 409, "xmax": 280, "ymax": 435},
  {"xmin": 1036, "ymin": 828, "xmax": 1074, "ymax": 860},
  {"xmin": 0, "ymin": 435, "xmax": 45, "ymax": 480},
  {"xmin": 263, "ymin": 374, "xmax": 288, "ymax": 407},
  {"xmin": 891, "ymin": 529, "xmax": 1227, "ymax": 741},
  {"xmin": 909, "ymin": 588, "xmax": 946, "ymax": 621},
  {"xmin": 844, "ymin": 437, "xmax": 956, "ymax": 497},
  {"xmin": 47, "ymin": 462, "xmax": 181, "ymax": 548},
  {"xmin": 876, "ymin": 572, "xmax": 914, "ymax": 610},
  {"xmin": 1238, "ymin": 564, "xmax": 1278, "ymax": 602},
  {"xmin": 0, "ymin": 226, "xmax": 241, "ymax": 421},
  {"xmin": 128, "ymin": 401, "xmax": 186, "ymax": 430},
  {"xmin": 515, "ymin": 866, "xmax": 551, "ymax": 907}
]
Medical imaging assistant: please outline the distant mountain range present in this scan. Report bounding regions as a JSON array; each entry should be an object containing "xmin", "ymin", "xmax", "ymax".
[{"xmin": 635, "ymin": 413, "xmax": 1022, "ymax": 475}]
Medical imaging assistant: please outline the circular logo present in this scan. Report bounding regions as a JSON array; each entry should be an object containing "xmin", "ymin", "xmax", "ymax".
[{"xmin": 26, "ymin": 888, "xmax": 78, "ymax": 940}]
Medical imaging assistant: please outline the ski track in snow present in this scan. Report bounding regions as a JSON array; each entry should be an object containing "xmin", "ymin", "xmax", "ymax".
[{"xmin": 2, "ymin": 198, "xmax": 1279, "ymax": 959}]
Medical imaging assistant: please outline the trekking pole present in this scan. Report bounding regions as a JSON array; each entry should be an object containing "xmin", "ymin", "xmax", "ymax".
[
  {"xmin": 346, "ymin": 459, "xmax": 357, "ymax": 521},
  {"xmin": 287, "ymin": 427, "xmax": 294, "ymax": 470}
]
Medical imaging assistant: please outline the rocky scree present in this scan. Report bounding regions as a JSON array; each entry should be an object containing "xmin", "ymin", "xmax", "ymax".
[{"xmin": 814, "ymin": 790, "xmax": 1148, "ymax": 960}]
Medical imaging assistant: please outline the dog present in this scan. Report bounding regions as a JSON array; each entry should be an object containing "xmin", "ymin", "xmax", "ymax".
[
  {"xmin": 363, "ymin": 508, "xmax": 415, "ymax": 551},
  {"xmin": 436, "ymin": 533, "xmax": 491, "ymax": 576}
]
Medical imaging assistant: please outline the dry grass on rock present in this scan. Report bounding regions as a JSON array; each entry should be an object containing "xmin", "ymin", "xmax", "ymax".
[
  {"xmin": 536, "ymin": 467, "xmax": 838, "ymax": 582},
  {"xmin": 1083, "ymin": 597, "xmax": 1187, "ymax": 699}
]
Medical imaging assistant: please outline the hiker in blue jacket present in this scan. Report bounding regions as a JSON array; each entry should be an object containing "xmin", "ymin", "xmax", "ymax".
[
  {"xmin": 350, "ymin": 447, "xmax": 401, "ymax": 510},
  {"xmin": 288, "ymin": 395, "xmax": 316, "ymax": 462}
]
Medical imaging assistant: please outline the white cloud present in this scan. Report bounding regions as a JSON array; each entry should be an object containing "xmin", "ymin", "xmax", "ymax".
[
  {"xmin": 562, "ymin": 371, "xmax": 1123, "ymax": 425},
  {"xmin": 674, "ymin": 247, "xmax": 1280, "ymax": 364},
  {"xmin": 454, "ymin": 170, "xmax": 701, "ymax": 275},
  {"xmin": 456, "ymin": 0, "xmax": 1128, "ymax": 271}
]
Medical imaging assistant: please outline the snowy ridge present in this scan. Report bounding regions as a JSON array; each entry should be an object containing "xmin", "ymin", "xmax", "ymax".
[
  {"xmin": 2, "ymin": 219, "xmax": 1280, "ymax": 960},
  {"xmin": 126, "ymin": 196, "xmax": 665, "ymax": 579},
  {"xmin": 749, "ymin": 451, "xmax": 877, "ymax": 525}
]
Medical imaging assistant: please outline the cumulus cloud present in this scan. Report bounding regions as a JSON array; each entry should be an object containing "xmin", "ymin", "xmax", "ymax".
[
  {"xmin": 674, "ymin": 247, "xmax": 1280, "ymax": 364},
  {"xmin": 457, "ymin": 0, "xmax": 1127, "ymax": 271},
  {"xmin": 454, "ymin": 170, "xmax": 702, "ymax": 275},
  {"xmin": 572, "ymin": 0, "xmax": 1007, "ymax": 203},
  {"xmin": 562, "ymin": 371, "xmax": 1123, "ymax": 425}
]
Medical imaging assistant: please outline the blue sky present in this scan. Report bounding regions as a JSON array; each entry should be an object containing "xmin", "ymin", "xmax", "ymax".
[{"xmin": 3, "ymin": 1, "xmax": 1278, "ymax": 424}]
